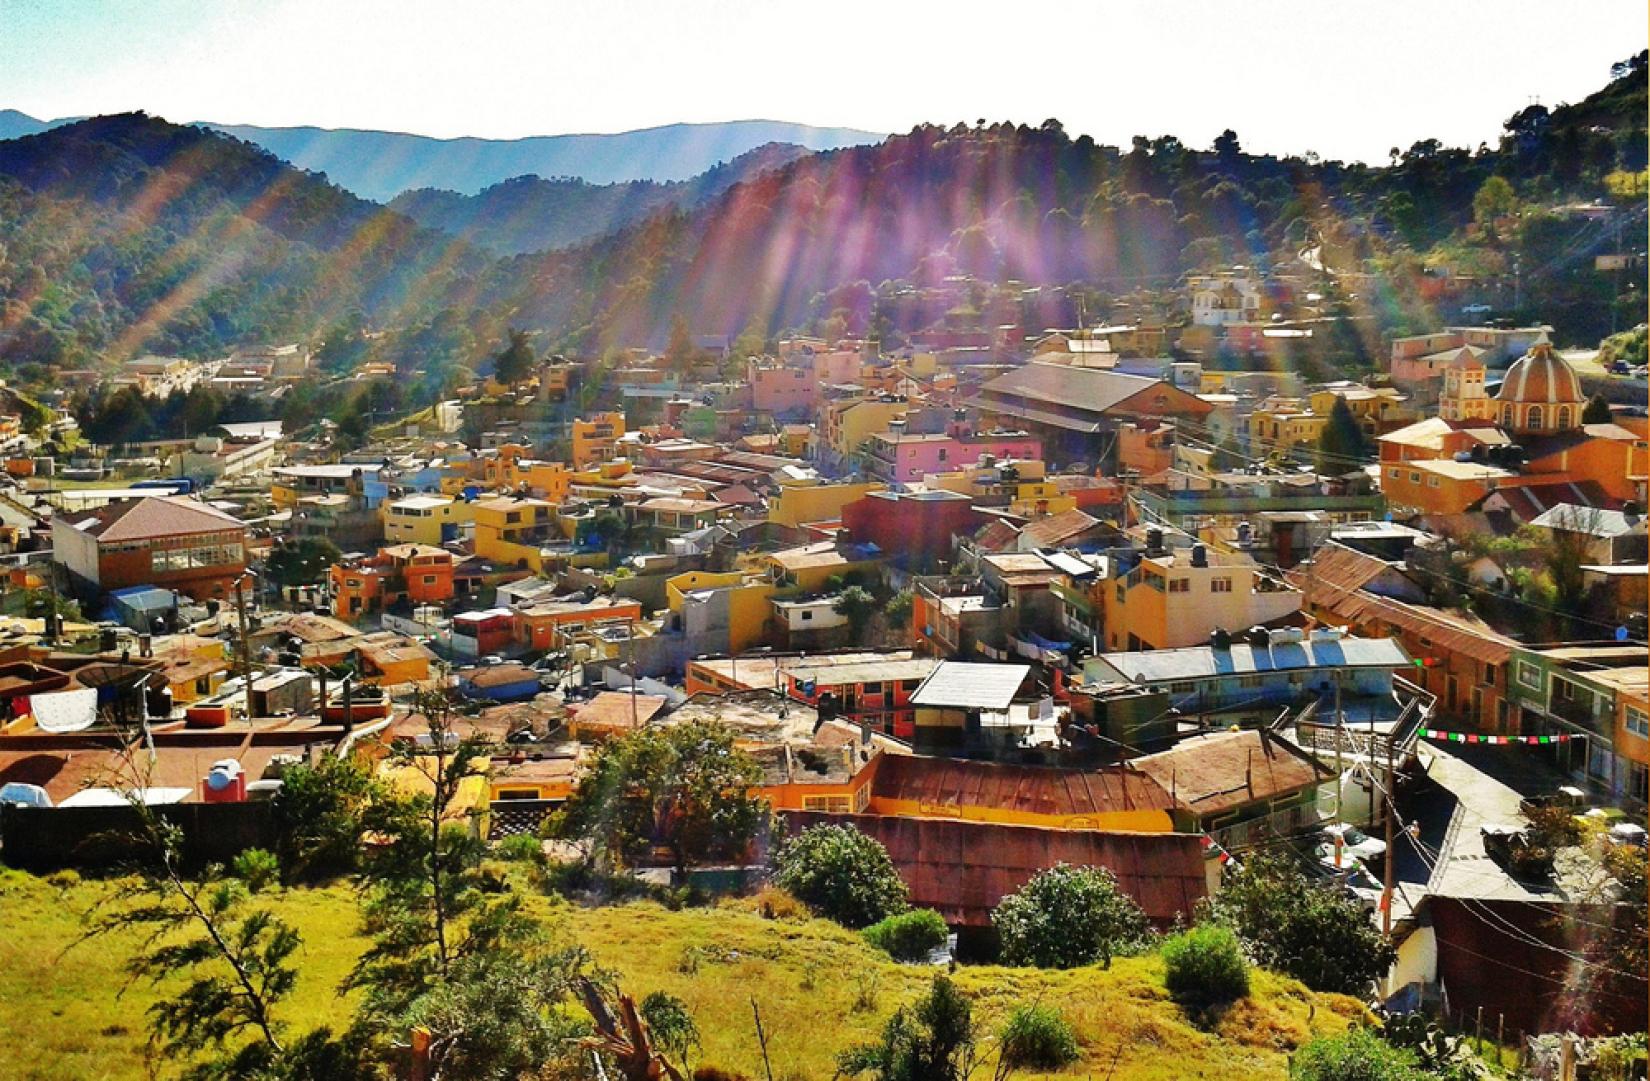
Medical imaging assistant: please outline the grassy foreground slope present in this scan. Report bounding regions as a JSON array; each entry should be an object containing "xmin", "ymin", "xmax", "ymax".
[{"xmin": 0, "ymin": 869, "xmax": 1367, "ymax": 1081}]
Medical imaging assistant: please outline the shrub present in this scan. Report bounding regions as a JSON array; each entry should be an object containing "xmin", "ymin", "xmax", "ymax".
[
  {"xmin": 771, "ymin": 823, "xmax": 908, "ymax": 928},
  {"xmin": 231, "ymin": 848, "xmax": 281, "ymax": 893},
  {"xmin": 1161, "ymin": 924, "xmax": 1250, "ymax": 1008},
  {"xmin": 495, "ymin": 833, "xmax": 545, "ymax": 863},
  {"xmin": 992, "ymin": 864, "xmax": 1149, "ymax": 969},
  {"xmin": 1205, "ymin": 851, "xmax": 1396, "ymax": 994},
  {"xmin": 750, "ymin": 883, "xmax": 809, "ymax": 921},
  {"xmin": 1292, "ymin": 1027, "xmax": 1429, "ymax": 1081},
  {"xmin": 839, "ymin": 975, "xmax": 976, "ymax": 1081},
  {"xmin": 996, "ymin": 1004, "xmax": 1080, "ymax": 1072},
  {"xmin": 863, "ymin": 909, "xmax": 949, "ymax": 961}
]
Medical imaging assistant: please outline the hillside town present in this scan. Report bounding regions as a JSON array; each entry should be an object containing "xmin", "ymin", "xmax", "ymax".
[
  {"xmin": 0, "ymin": 255, "xmax": 1645, "ymax": 1065},
  {"xmin": 0, "ymin": 13, "xmax": 1646, "ymax": 1077}
]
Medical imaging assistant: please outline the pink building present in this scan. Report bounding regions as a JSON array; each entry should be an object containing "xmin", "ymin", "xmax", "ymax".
[
  {"xmin": 865, "ymin": 430, "xmax": 1043, "ymax": 484},
  {"xmin": 747, "ymin": 360, "xmax": 815, "ymax": 415}
]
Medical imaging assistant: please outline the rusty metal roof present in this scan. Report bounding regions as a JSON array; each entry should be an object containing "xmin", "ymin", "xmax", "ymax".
[
  {"xmin": 869, "ymin": 754, "xmax": 1176, "ymax": 817},
  {"xmin": 1289, "ymin": 542, "xmax": 1516, "ymax": 665},
  {"xmin": 785, "ymin": 811, "xmax": 1205, "ymax": 926},
  {"xmin": 1131, "ymin": 729, "xmax": 1331, "ymax": 817}
]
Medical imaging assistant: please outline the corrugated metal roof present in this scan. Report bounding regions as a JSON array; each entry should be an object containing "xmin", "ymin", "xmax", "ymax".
[
  {"xmin": 870, "ymin": 754, "xmax": 1175, "ymax": 816},
  {"xmin": 1091, "ymin": 637, "xmax": 1408, "ymax": 684},
  {"xmin": 785, "ymin": 812, "xmax": 1205, "ymax": 926},
  {"xmin": 909, "ymin": 662, "xmax": 1032, "ymax": 709},
  {"xmin": 1132, "ymin": 729, "xmax": 1331, "ymax": 816},
  {"xmin": 1288, "ymin": 543, "xmax": 1516, "ymax": 665}
]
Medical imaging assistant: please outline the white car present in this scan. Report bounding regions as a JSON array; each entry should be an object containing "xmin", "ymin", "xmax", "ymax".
[{"xmin": 1315, "ymin": 822, "xmax": 1387, "ymax": 864}]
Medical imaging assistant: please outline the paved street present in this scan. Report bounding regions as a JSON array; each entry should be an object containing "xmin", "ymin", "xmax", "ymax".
[{"xmin": 1396, "ymin": 741, "xmax": 1573, "ymax": 902}]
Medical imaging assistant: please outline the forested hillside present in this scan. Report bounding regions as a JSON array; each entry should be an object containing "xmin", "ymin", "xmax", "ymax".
[
  {"xmin": 0, "ymin": 53, "xmax": 1643, "ymax": 380},
  {"xmin": 388, "ymin": 142, "xmax": 810, "ymax": 254},
  {"xmin": 0, "ymin": 113, "xmax": 486, "ymax": 375}
]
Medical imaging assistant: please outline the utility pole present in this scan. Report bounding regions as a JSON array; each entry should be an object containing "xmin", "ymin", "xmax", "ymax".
[
  {"xmin": 1383, "ymin": 732, "xmax": 1396, "ymax": 936},
  {"xmin": 626, "ymin": 618, "xmax": 638, "ymax": 730},
  {"xmin": 234, "ymin": 572, "xmax": 256, "ymax": 723}
]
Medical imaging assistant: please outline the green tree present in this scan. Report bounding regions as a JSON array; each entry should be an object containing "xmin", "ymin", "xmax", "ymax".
[
  {"xmin": 992, "ymin": 864, "xmax": 1149, "ymax": 969},
  {"xmin": 86, "ymin": 779, "xmax": 363, "ymax": 1080},
  {"xmin": 1472, "ymin": 175, "xmax": 1518, "ymax": 232},
  {"xmin": 263, "ymin": 537, "xmax": 342, "ymax": 589},
  {"xmin": 638, "ymin": 991, "xmax": 701, "ymax": 1075},
  {"xmin": 554, "ymin": 720, "xmax": 768, "ymax": 879},
  {"xmin": 771, "ymin": 823, "xmax": 909, "ymax": 928},
  {"xmin": 664, "ymin": 314, "xmax": 696, "ymax": 375},
  {"xmin": 1205, "ymin": 851, "xmax": 1396, "ymax": 994},
  {"xmin": 883, "ymin": 588, "xmax": 914, "ymax": 629},
  {"xmin": 838, "ymin": 975, "xmax": 978, "ymax": 1081},
  {"xmin": 491, "ymin": 327, "xmax": 536, "ymax": 387},
  {"xmin": 1582, "ymin": 393, "xmax": 1613, "ymax": 425},
  {"xmin": 1292, "ymin": 1027, "xmax": 1428, "ymax": 1081},
  {"xmin": 346, "ymin": 691, "xmax": 550, "ymax": 1037},
  {"xmin": 1316, "ymin": 395, "xmax": 1370, "ymax": 472},
  {"xmin": 833, "ymin": 585, "xmax": 880, "ymax": 638},
  {"xmin": 269, "ymin": 754, "xmax": 379, "ymax": 883}
]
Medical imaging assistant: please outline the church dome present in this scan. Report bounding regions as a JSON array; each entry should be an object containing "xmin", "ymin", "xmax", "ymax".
[{"xmin": 1495, "ymin": 338, "xmax": 1583, "ymax": 407}]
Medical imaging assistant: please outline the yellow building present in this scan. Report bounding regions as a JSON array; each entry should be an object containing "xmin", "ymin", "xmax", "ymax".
[
  {"xmin": 821, "ymin": 396, "xmax": 909, "ymax": 465},
  {"xmin": 768, "ymin": 478, "xmax": 886, "ymax": 527},
  {"xmin": 1101, "ymin": 546, "xmax": 1302, "ymax": 651},
  {"xmin": 483, "ymin": 445, "xmax": 573, "ymax": 503},
  {"xmin": 571, "ymin": 412, "xmax": 626, "ymax": 468},
  {"xmin": 766, "ymin": 540, "xmax": 882, "ymax": 593},
  {"xmin": 472, "ymin": 495, "xmax": 558, "ymax": 572},
  {"xmin": 382, "ymin": 494, "xmax": 473, "ymax": 546},
  {"xmin": 1248, "ymin": 399, "xmax": 1327, "ymax": 454},
  {"xmin": 921, "ymin": 458, "xmax": 1076, "ymax": 518},
  {"xmin": 665, "ymin": 569, "xmax": 778, "ymax": 654},
  {"xmin": 1307, "ymin": 384, "xmax": 1413, "ymax": 434}
]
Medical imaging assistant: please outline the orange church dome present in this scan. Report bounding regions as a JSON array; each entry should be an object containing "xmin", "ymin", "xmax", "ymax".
[{"xmin": 1495, "ymin": 338, "xmax": 1583, "ymax": 407}]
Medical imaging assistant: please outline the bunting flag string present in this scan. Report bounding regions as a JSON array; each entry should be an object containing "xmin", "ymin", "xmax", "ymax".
[{"xmin": 1419, "ymin": 728, "xmax": 1575, "ymax": 745}]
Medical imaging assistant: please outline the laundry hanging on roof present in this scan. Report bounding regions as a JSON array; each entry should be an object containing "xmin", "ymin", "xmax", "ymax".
[{"xmin": 29, "ymin": 687, "xmax": 98, "ymax": 733}]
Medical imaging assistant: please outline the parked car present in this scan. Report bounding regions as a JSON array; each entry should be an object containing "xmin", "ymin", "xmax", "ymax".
[
  {"xmin": 1311, "ymin": 855, "xmax": 1385, "ymax": 911},
  {"xmin": 1481, "ymin": 823, "xmax": 1554, "ymax": 878},
  {"xmin": 1315, "ymin": 822, "xmax": 1388, "ymax": 864},
  {"xmin": 1518, "ymin": 786, "xmax": 1586, "ymax": 817}
]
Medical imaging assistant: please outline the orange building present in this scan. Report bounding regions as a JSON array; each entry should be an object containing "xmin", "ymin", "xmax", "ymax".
[{"xmin": 330, "ymin": 544, "xmax": 454, "ymax": 620}]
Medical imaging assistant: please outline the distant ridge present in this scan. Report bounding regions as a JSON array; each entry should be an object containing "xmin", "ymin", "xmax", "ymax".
[
  {"xmin": 0, "ymin": 112, "xmax": 884, "ymax": 202},
  {"xmin": 200, "ymin": 119, "xmax": 885, "ymax": 201}
]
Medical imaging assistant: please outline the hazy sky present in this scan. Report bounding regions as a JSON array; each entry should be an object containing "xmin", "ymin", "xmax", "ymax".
[{"xmin": 2, "ymin": 0, "xmax": 1644, "ymax": 162}]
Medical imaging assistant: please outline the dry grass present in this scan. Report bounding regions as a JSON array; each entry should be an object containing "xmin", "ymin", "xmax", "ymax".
[{"xmin": 0, "ymin": 868, "xmax": 1367, "ymax": 1080}]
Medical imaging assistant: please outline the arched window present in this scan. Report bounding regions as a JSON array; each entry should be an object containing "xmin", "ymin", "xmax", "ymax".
[
  {"xmin": 1502, "ymin": 405, "xmax": 1515, "ymax": 426},
  {"xmin": 1527, "ymin": 406, "xmax": 1543, "ymax": 430},
  {"xmin": 1555, "ymin": 406, "xmax": 1571, "ymax": 429}
]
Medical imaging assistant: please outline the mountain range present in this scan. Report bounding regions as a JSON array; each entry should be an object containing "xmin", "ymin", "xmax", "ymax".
[
  {"xmin": 386, "ymin": 142, "xmax": 813, "ymax": 254},
  {"xmin": 0, "ymin": 111, "xmax": 883, "ymax": 201},
  {"xmin": 0, "ymin": 51, "xmax": 1642, "ymax": 376}
]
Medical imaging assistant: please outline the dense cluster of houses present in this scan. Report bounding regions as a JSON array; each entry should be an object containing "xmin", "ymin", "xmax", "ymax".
[{"xmin": 0, "ymin": 281, "xmax": 1643, "ymax": 1028}]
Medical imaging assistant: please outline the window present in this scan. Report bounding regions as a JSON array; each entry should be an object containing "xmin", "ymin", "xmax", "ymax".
[
  {"xmin": 800, "ymin": 610, "xmax": 812, "ymax": 621},
  {"xmin": 1555, "ymin": 407, "xmax": 1571, "ymax": 429},
  {"xmin": 1627, "ymin": 706, "xmax": 1649, "ymax": 738},
  {"xmin": 1527, "ymin": 406, "xmax": 1543, "ymax": 429},
  {"xmin": 1517, "ymin": 662, "xmax": 1544, "ymax": 692},
  {"xmin": 422, "ymin": 575, "xmax": 438, "ymax": 585},
  {"xmin": 1409, "ymin": 471, "xmax": 1421, "ymax": 484},
  {"xmin": 1388, "ymin": 467, "xmax": 1401, "ymax": 480},
  {"xmin": 1169, "ymin": 578, "xmax": 1190, "ymax": 593},
  {"xmin": 803, "ymin": 795, "xmax": 852, "ymax": 813},
  {"xmin": 1211, "ymin": 577, "xmax": 1233, "ymax": 593},
  {"xmin": 1428, "ymin": 476, "xmax": 1440, "ymax": 488},
  {"xmin": 1169, "ymin": 682, "xmax": 1195, "ymax": 694}
]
